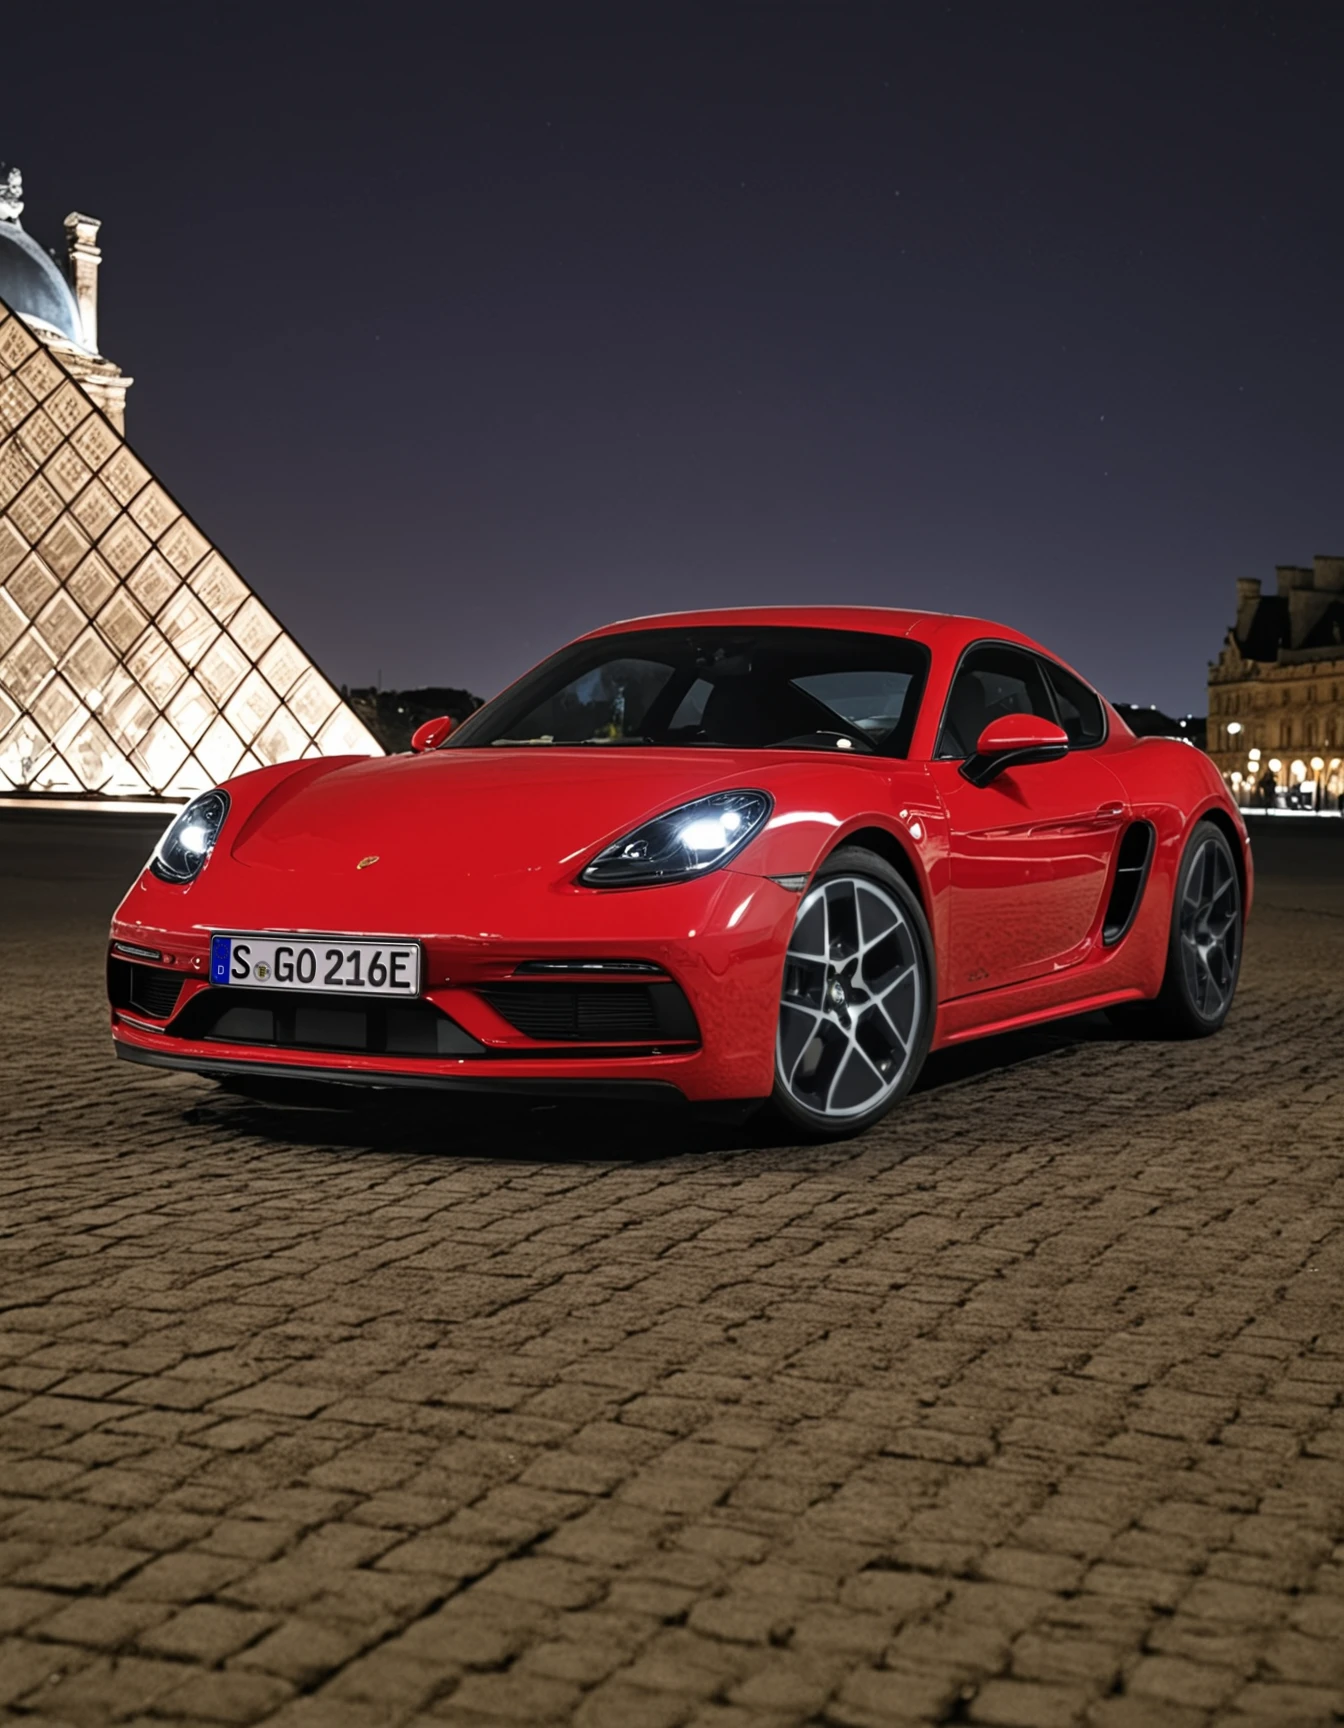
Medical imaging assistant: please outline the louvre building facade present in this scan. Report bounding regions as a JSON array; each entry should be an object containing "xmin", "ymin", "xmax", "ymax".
[{"xmin": 0, "ymin": 167, "xmax": 380, "ymax": 799}]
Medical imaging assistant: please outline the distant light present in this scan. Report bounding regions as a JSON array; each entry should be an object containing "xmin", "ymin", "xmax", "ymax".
[
  {"xmin": 1269, "ymin": 759, "xmax": 1282, "ymax": 773},
  {"xmin": 1227, "ymin": 721, "xmax": 1242, "ymax": 735},
  {"xmin": 1311, "ymin": 757, "xmax": 1325, "ymax": 772}
]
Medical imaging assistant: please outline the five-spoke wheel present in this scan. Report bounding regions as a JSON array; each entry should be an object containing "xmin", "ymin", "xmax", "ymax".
[
  {"xmin": 1111, "ymin": 818, "xmax": 1243, "ymax": 1039},
  {"xmin": 772, "ymin": 848, "xmax": 934, "ymax": 1137},
  {"xmin": 1177, "ymin": 832, "xmax": 1241, "ymax": 1023}
]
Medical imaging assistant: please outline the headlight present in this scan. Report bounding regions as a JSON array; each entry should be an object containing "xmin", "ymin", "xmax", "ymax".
[
  {"xmin": 149, "ymin": 789, "xmax": 230, "ymax": 884},
  {"xmin": 580, "ymin": 790, "xmax": 772, "ymax": 887}
]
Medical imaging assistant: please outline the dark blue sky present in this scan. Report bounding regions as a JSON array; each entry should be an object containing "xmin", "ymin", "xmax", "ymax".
[{"xmin": 7, "ymin": 1, "xmax": 1343, "ymax": 712}]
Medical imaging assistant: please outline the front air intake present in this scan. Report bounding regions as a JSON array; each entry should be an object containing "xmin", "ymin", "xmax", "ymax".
[
  {"xmin": 108, "ymin": 958, "xmax": 185, "ymax": 1021},
  {"xmin": 1102, "ymin": 821, "xmax": 1156, "ymax": 946},
  {"xmin": 477, "ymin": 980, "xmax": 699, "ymax": 1044}
]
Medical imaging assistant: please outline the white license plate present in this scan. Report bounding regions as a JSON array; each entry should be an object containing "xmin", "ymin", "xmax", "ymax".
[{"xmin": 210, "ymin": 934, "xmax": 421, "ymax": 996}]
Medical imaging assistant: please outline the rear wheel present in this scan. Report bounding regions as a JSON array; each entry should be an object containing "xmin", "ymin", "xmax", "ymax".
[
  {"xmin": 1111, "ymin": 819, "xmax": 1242, "ymax": 1038},
  {"xmin": 771, "ymin": 847, "xmax": 935, "ymax": 1139}
]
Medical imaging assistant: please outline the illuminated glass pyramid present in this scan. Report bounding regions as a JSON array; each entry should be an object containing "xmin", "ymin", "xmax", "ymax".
[{"xmin": 0, "ymin": 294, "xmax": 382, "ymax": 797}]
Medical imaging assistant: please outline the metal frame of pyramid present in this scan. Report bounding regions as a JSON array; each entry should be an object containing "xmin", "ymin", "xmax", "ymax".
[{"xmin": 0, "ymin": 293, "xmax": 382, "ymax": 799}]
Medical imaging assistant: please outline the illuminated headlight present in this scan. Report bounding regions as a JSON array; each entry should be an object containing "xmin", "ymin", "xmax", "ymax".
[
  {"xmin": 581, "ymin": 790, "xmax": 772, "ymax": 887},
  {"xmin": 149, "ymin": 789, "xmax": 230, "ymax": 884}
]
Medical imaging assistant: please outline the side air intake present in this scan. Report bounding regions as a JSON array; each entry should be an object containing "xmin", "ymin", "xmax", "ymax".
[{"xmin": 1102, "ymin": 821, "xmax": 1156, "ymax": 947}]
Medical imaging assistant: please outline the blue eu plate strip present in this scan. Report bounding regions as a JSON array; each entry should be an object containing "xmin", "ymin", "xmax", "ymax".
[{"xmin": 210, "ymin": 936, "xmax": 231, "ymax": 984}]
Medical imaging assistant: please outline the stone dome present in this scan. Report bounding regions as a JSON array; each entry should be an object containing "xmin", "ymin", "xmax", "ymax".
[{"xmin": 0, "ymin": 219, "xmax": 86, "ymax": 347}]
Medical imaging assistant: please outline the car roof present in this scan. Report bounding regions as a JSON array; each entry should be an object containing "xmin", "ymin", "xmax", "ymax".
[{"xmin": 580, "ymin": 605, "xmax": 1048, "ymax": 657}]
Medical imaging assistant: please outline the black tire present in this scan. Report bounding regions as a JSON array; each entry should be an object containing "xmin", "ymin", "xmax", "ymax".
[
  {"xmin": 1110, "ymin": 819, "xmax": 1243, "ymax": 1039},
  {"xmin": 769, "ymin": 846, "xmax": 936, "ymax": 1140}
]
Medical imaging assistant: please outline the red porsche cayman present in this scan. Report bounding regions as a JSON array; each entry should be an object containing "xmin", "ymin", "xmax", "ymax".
[{"xmin": 108, "ymin": 608, "xmax": 1251, "ymax": 1139}]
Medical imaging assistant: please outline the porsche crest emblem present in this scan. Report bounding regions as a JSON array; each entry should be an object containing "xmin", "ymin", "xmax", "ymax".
[{"xmin": 356, "ymin": 855, "xmax": 380, "ymax": 870}]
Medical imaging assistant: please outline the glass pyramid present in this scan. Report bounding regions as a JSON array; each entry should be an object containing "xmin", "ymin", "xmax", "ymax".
[{"xmin": 0, "ymin": 294, "xmax": 382, "ymax": 798}]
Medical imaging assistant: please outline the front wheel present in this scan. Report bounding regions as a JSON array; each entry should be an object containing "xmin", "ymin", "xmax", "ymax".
[
  {"xmin": 771, "ymin": 847, "xmax": 935, "ymax": 1139},
  {"xmin": 1111, "ymin": 819, "xmax": 1243, "ymax": 1038}
]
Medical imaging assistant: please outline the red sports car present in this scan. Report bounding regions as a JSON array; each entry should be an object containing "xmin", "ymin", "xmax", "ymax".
[{"xmin": 108, "ymin": 608, "xmax": 1250, "ymax": 1139}]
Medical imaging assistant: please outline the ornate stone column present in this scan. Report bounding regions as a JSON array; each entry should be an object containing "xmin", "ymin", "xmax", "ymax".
[{"xmin": 64, "ymin": 211, "xmax": 102, "ymax": 353}]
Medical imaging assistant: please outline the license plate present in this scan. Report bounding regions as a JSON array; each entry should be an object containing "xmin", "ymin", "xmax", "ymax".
[{"xmin": 210, "ymin": 934, "xmax": 421, "ymax": 996}]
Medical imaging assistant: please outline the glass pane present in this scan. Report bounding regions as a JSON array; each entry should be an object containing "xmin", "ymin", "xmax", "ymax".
[
  {"xmin": 0, "ymin": 518, "xmax": 26, "ymax": 580},
  {"xmin": 259, "ymin": 633, "xmax": 306, "ymax": 699},
  {"xmin": 38, "ymin": 513, "xmax": 91, "ymax": 579},
  {"xmin": 0, "ymin": 631, "xmax": 56, "ymax": 703},
  {"xmin": 43, "ymin": 445, "xmax": 92, "ymax": 503},
  {"xmin": 130, "ymin": 714, "xmax": 189, "ymax": 791},
  {"xmin": 17, "ymin": 410, "xmax": 62, "ymax": 464},
  {"xmin": 0, "ymin": 590, "xmax": 23, "ymax": 655},
  {"xmin": 166, "ymin": 677, "xmax": 216, "ymax": 747},
  {"xmin": 127, "ymin": 480, "xmax": 180, "ymax": 541},
  {"xmin": 316, "ymin": 707, "xmax": 380, "ymax": 756},
  {"xmin": 67, "ymin": 552, "xmax": 117, "ymax": 618},
  {"xmin": 62, "ymin": 627, "xmax": 117, "ymax": 698},
  {"xmin": 9, "ymin": 475, "xmax": 62, "ymax": 542},
  {"xmin": 793, "ymin": 669, "xmax": 915, "ymax": 747},
  {"xmin": 6, "ymin": 553, "xmax": 56, "ymax": 618},
  {"xmin": 196, "ymin": 714, "xmax": 246, "ymax": 781},
  {"xmin": 224, "ymin": 668, "xmax": 280, "ymax": 740},
  {"xmin": 190, "ymin": 551, "xmax": 248, "ymax": 623},
  {"xmin": 95, "ymin": 590, "xmax": 150, "ymax": 653},
  {"xmin": 127, "ymin": 550, "xmax": 181, "ymax": 619},
  {"xmin": 159, "ymin": 516, "xmax": 209, "ymax": 576},
  {"xmin": 127, "ymin": 628, "xmax": 188, "ymax": 708},
  {"xmin": 453, "ymin": 627, "xmax": 930, "ymax": 756},
  {"xmin": 99, "ymin": 515, "xmax": 153, "ymax": 578},
  {"xmin": 229, "ymin": 596, "xmax": 281, "ymax": 659},
  {"xmin": 936, "ymin": 646, "xmax": 1056, "ymax": 759},
  {"xmin": 69, "ymin": 415, "xmax": 118, "ymax": 473},
  {"xmin": 101, "ymin": 448, "xmax": 151, "ymax": 506},
  {"xmin": 1042, "ymin": 659, "xmax": 1105, "ymax": 746},
  {"xmin": 254, "ymin": 704, "xmax": 307, "ymax": 766},
  {"xmin": 70, "ymin": 477, "xmax": 119, "ymax": 540},
  {"xmin": 157, "ymin": 587, "xmax": 218, "ymax": 660},
  {"xmin": 31, "ymin": 673, "xmax": 80, "ymax": 740},
  {"xmin": 35, "ymin": 592, "xmax": 83, "ymax": 657},
  {"xmin": 64, "ymin": 716, "xmax": 121, "ymax": 791},
  {"xmin": 287, "ymin": 666, "xmax": 340, "ymax": 735},
  {"xmin": 196, "ymin": 632, "xmax": 248, "ymax": 703},
  {"xmin": 44, "ymin": 380, "xmax": 92, "ymax": 436}
]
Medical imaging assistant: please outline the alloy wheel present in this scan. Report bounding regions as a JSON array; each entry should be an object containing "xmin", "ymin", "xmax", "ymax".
[
  {"xmin": 776, "ymin": 874, "xmax": 924, "ymax": 1121},
  {"xmin": 1178, "ymin": 836, "xmax": 1240, "ymax": 1021}
]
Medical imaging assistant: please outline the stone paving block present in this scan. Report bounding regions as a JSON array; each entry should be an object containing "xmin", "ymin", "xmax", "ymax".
[{"xmin": 5, "ymin": 849, "xmax": 1344, "ymax": 1725}]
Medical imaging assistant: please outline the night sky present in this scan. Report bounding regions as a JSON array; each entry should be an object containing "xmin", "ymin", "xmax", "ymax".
[{"xmin": 6, "ymin": 1, "xmax": 1343, "ymax": 714}]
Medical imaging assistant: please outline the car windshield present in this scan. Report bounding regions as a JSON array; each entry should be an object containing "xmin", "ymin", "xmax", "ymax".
[{"xmin": 446, "ymin": 626, "xmax": 930, "ymax": 756}]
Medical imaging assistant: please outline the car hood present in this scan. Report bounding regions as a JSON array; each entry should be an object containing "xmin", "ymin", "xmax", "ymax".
[{"xmin": 228, "ymin": 747, "xmax": 766, "ymax": 887}]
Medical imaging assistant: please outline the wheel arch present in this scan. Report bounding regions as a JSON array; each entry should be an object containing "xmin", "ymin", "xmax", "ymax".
[
  {"xmin": 1193, "ymin": 803, "xmax": 1248, "ymax": 916},
  {"xmin": 824, "ymin": 824, "xmax": 932, "ymax": 929}
]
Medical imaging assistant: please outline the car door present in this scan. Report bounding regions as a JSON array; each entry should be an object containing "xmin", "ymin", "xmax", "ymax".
[{"xmin": 927, "ymin": 643, "xmax": 1127, "ymax": 996}]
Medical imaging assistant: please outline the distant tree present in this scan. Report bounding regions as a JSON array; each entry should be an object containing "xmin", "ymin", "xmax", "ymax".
[{"xmin": 345, "ymin": 686, "xmax": 484, "ymax": 754}]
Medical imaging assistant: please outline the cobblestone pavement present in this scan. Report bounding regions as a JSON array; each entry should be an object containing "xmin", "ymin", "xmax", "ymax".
[{"xmin": 2, "ymin": 816, "xmax": 1343, "ymax": 1728}]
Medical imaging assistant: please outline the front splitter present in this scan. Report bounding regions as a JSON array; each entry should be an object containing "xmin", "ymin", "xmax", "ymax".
[{"xmin": 115, "ymin": 1040, "xmax": 687, "ymax": 1103}]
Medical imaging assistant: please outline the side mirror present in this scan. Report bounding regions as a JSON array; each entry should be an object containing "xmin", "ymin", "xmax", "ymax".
[
  {"xmin": 961, "ymin": 714, "xmax": 1069, "ymax": 787},
  {"xmin": 410, "ymin": 715, "xmax": 455, "ymax": 753}
]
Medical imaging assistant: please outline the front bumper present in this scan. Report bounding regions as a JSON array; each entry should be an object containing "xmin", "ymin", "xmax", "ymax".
[{"xmin": 108, "ymin": 867, "xmax": 798, "ymax": 1103}]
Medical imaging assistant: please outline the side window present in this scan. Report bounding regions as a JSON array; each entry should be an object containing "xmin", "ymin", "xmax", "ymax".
[
  {"xmin": 935, "ymin": 645, "xmax": 1056, "ymax": 760},
  {"xmin": 1040, "ymin": 659, "xmax": 1105, "ymax": 747},
  {"xmin": 668, "ymin": 677, "xmax": 713, "ymax": 733}
]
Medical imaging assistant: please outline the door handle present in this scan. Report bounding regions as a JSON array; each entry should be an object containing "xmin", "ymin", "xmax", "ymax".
[{"xmin": 1096, "ymin": 802, "xmax": 1123, "ymax": 818}]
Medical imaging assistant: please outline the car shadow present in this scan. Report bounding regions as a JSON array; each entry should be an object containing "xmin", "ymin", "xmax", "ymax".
[{"xmin": 180, "ymin": 1010, "xmax": 1121, "ymax": 1162}]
